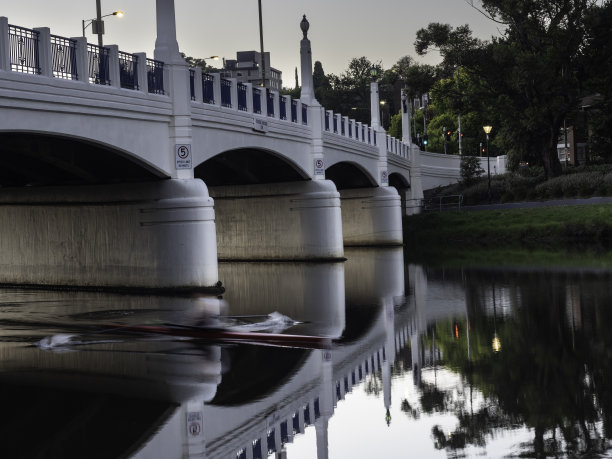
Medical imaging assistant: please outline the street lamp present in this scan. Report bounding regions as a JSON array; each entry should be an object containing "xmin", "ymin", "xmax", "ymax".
[
  {"xmin": 483, "ymin": 125, "xmax": 493, "ymax": 203},
  {"xmin": 82, "ymin": 1, "xmax": 124, "ymax": 48}
]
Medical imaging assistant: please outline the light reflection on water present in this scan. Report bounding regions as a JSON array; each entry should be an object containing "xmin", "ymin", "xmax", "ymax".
[{"xmin": 0, "ymin": 249, "xmax": 610, "ymax": 457}]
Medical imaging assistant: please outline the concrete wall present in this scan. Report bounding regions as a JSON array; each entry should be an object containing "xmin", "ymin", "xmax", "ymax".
[
  {"xmin": 0, "ymin": 179, "xmax": 219, "ymax": 290},
  {"xmin": 209, "ymin": 180, "xmax": 344, "ymax": 261}
]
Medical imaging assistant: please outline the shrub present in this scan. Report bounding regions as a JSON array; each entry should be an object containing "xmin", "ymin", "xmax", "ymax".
[{"xmin": 460, "ymin": 156, "xmax": 485, "ymax": 187}]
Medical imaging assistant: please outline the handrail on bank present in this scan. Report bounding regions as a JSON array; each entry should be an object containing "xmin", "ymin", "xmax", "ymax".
[{"xmin": 423, "ymin": 194, "xmax": 463, "ymax": 212}]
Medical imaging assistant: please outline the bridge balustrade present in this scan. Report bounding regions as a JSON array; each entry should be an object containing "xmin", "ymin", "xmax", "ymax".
[
  {"xmin": 118, "ymin": 51, "xmax": 138, "ymax": 90},
  {"xmin": 145, "ymin": 58, "xmax": 164, "ymax": 94},
  {"xmin": 237, "ymin": 82, "xmax": 247, "ymax": 111},
  {"xmin": 252, "ymin": 86, "xmax": 262, "ymax": 114},
  {"xmin": 189, "ymin": 68, "xmax": 195, "ymax": 100},
  {"xmin": 266, "ymin": 89, "xmax": 274, "ymax": 117},
  {"xmin": 291, "ymin": 99, "xmax": 298, "ymax": 123},
  {"xmin": 301, "ymin": 103, "xmax": 307, "ymax": 125},
  {"xmin": 50, "ymin": 34, "xmax": 77, "ymax": 80},
  {"xmin": 8, "ymin": 24, "xmax": 40, "ymax": 74},
  {"xmin": 87, "ymin": 44, "xmax": 110, "ymax": 85},
  {"xmin": 325, "ymin": 111, "xmax": 330, "ymax": 131},
  {"xmin": 202, "ymin": 73, "xmax": 214, "ymax": 104},
  {"xmin": 220, "ymin": 78, "xmax": 232, "ymax": 108},
  {"xmin": 279, "ymin": 95, "xmax": 287, "ymax": 120},
  {"xmin": 341, "ymin": 118, "xmax": 345, "ymax": 136}
]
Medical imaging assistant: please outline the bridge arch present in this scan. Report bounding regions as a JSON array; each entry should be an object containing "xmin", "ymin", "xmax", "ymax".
[
  {"xmin": 194, "ymin": 147, "xmax": 309, "ymax": 186},
  {"xmin": 0, "ymin": 131, "xmax": 167, "ymax": 186},
  {"xmin": 325, "ymin": 161, "xmax": 377, "ymax": 190}
]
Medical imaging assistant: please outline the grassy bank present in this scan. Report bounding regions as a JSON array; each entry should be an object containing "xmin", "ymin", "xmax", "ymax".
[{"xmin": 404, "ymin": 204, "xmax": 612, "ymax": 250}]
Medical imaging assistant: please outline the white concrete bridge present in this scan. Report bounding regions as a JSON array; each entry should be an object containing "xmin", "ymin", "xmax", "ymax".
[{"xmin": 0, "ymin": 0, "xmax": 502, "ymax": 291}]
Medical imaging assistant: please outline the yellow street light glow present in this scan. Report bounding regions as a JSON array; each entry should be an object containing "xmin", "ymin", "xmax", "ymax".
[
  {"xmin": 483, "ymin": 125, "xmax": 493, "ymax": 135},
  {"xmin": 492, "ymin": 334, "xmax": 501, "ymax": 352},
  {"xmin": 113, "ymin": 11, "xmax": 124, "ymax": 17}
]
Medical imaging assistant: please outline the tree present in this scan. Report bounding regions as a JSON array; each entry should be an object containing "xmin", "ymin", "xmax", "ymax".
[
  {"xmin": 465, "ymin": 1, "xmax": 598, "ymax": 177},
  {"xmin": 460, "ymin": 155, "xmax": 485, "ymax": 186},
  {"xmin": 319, "ymin": 57, "xmax": 382, "ymax": 124},
  {"xmin": 582, "ymin": 1, "xmax": 612, "ymax": 161}
]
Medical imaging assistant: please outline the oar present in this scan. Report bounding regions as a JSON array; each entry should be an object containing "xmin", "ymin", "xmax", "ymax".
[{"xmin": 104, "ymin": 323, "xmax": 332, "ymax": 350}]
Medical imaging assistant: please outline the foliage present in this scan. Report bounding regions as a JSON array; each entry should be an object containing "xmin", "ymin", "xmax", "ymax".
[
  {"xmin": 317, "ymin": 57, "xmax": 382, "ymax": 125},
  {"xmin": 180, "ymin": 52, "xmax": 218, "ymax": 73},
  {"xmin": 460, "ymin": 155, "xmax": 485, "ymax": 186}
]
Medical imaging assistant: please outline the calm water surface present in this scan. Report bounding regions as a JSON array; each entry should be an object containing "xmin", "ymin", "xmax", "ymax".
[{"xmin": 0, "ymin": 248, "xmax": 611, "ymax": 458}]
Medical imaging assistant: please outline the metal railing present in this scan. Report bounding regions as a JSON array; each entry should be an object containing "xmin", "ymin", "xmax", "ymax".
[
  {"xmin": 266, "ymin": 89, "xmax": 274, "ymax": 117},
  {"xmin": 146, "ymin": 58, "xmax": 164, "ymax": 94},
  {"xmin": 50, "ymin": 34, "xmax": 77, "ymax": 80},
  {"xmin": 87, "ymin": 43, "xmax": 110, "ymax": 85},
  {"xmin": 237, "ymin": 82, "xmax": 247, "ymax": 111},
  {"xmin": 220, "ymin": 78, "xmax": 232, "ymax": 107},
  {"xmin": 9, "ymin": 24, "xmax": 40, "ymax": 74},
  {"xmin": 253, "ymin": 87, "xmax": 262, "ymax": 114},
  {"xmin": 118, "ymin": 51, "xmax": 138, "ymax": 90},
  {"xmin": 279, "ymin": 95, "xmax": 287, "ymax": 120},
  {"xmin": 291, "ymin": 99, "xmax": 298, "ymax": 123},
  {"xmin": 202, "ymin": 73, "xmax": 214, "ymax": 104},
  {"xmin": 422, "ymin": 195, "xmax": 464, "ymax": 212}
]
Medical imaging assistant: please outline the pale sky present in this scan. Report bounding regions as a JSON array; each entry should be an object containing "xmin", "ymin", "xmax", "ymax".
[{"xmin": 1, "ymin": 0, "xmax": 502, "ymax": 87}]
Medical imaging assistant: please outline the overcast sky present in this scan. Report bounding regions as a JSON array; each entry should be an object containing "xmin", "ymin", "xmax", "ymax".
[{"xmin": 2, "ymin": 0, "xmax": 502, "ymax": 87}]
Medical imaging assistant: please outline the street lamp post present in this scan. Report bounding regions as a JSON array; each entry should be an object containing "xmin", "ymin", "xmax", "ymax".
[
  {"xmin": 82, "ymin": 0, "xmax": 123, "ymax": 47},
  {"xmin": 483, "ymin": 125, "xmax": 493, "ymax": 203}
]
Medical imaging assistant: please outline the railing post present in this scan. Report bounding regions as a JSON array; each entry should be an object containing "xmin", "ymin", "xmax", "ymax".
[
  {"xmin": 0, "ymin": 17, "xmax": 9, "ymax": 71},
  {"xmin": 245, "ymin": 82, "xmax": 254, "ymax": 113},
  {"xmin": 211, "ymin": 73, "xmax": 221, "ymax": 107},
  {"xmin": 272, "ymin": 90, "xmax": 280, "ymax": 119},
  {"xmin": 283, "ymin": 95, "xmax": 291, "ymax": 121},
  {"xmin": 193, "ymin": 67, "xmax": 202, "ymax": 102},
  {"xmin": 356, "ymin": 122, "xmax": 362, "ymax": 141},
  {"xmin": 229, "ymin": 77, "xmax": 238, "ymax": 110},
  {"xmin": 134, "ymin": 52, "xmax": 148, "ymax": 93},
  {"xmin": 33, "ymin": 27, "xmax": 52, "ymax": 77},
  {"xmin": 107, "ymin": 45, "xmax": 120, "ymax": 88},
  {"xmin": 71, "ymin": 37, "xmax": 89, "ymax": 83},
  {"xmin": 342, "ymin": 116, "xmax": 348, "ymax": 137},
  {"xmin": 296, "ymin": 99, "xmax": 302, "ymax": 124}
]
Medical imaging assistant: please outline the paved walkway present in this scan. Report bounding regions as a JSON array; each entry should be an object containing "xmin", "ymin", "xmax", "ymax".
[{"xmin": 462, "ymin": 196, "xmax": 612, "ymax": 211}]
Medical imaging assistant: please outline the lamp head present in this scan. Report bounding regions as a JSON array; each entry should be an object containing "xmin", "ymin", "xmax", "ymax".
[
  {"xmin": 113, "ymin": 11, "xmax": 124, "ymax": 17},
  {"xmin": 483, "ymin": 125, "xmax": 493, "ymax": 135}
]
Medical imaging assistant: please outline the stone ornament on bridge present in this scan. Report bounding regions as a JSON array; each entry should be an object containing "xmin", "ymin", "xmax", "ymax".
[{"xmin": 300, "ymin": 15, "xmax": 309, "ymax": 39}]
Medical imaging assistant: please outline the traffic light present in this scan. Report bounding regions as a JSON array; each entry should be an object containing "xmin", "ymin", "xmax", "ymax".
[
  {"xmin": 445, "ymin": 130, "xmax": 452, "ymax": 141},
  {"xmin": 423, "ymin": 134, "xmax": 429, "ymax": 146}
]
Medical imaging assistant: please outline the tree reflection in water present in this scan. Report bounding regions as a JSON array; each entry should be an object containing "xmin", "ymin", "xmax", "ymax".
[{"xmin": 397, "ymin": 268, "xmax": 612, "ymax": 458}]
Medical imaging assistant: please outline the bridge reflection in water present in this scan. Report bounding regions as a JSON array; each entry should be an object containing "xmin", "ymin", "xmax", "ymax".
[{"xmin": 4, "ymin": 251, "xmax": 608, "ymax": 458}]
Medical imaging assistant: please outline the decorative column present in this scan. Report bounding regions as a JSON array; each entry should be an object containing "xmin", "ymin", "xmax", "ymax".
[
  {"xmin": 300, "ymin": 15, "xmax": 325, "ymax": 181},
  {"xmin": 370, "ymin": 78, "xmax": 388, "ymax": 186},
  {"xmin": 155, "ymin": 0, "xmax": 193, "ymax": 179},
  {"xmin": 401, "ymin": 89, "xmax": 411, "ymax": 144},
  {"xmin": 300, "ymin": 15, "xmax": 314, "ymax": 104}
]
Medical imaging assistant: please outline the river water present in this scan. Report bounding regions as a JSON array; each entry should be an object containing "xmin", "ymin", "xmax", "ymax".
[{"xmin": 0, "ymin": 248, "xmax": 611, "ymax": 458}]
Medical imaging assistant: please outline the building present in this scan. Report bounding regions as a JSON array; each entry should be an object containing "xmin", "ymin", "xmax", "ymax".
[{"xmin": 221, "ymin": 51, "xmax": 282, "ymax": 91}]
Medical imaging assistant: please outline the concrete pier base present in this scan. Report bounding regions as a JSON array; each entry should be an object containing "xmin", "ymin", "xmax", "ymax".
[
  {"xmin": 0, "ymin": 179, "xmax": 219, "ymax": 290},
  {"xmin": 210, "ymin": 180, "xmax": 344, "ymax": 261},
  {"xmin": 339, "ymin": 187, "xmax": 403, "ymax": 246}
]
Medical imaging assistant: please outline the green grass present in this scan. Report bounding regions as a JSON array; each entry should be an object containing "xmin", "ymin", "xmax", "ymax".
[{"xmin": 404, "ymin": 204, "xmax": 612, "ymax": 249}]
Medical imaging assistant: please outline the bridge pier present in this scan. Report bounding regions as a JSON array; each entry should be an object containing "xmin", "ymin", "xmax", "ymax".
[
  {"xmin": 209, "ymin": 180, "xmax": 344, "ymax": 261},
  {"xmin": 339, "ymin": 187, "xmax": 403, "ymax": 246},
  {"xmin": 0, "ymin": 179, "xmax": 219, "ymax": 291}
]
